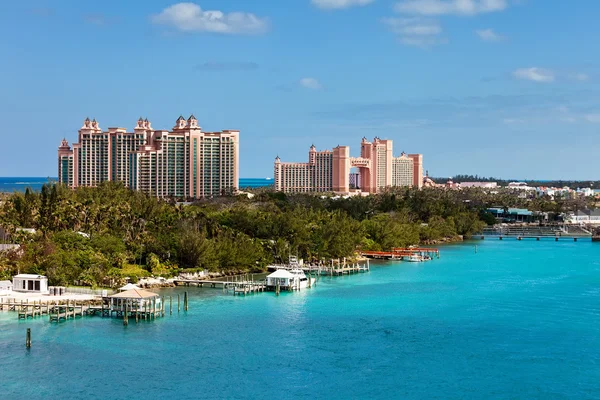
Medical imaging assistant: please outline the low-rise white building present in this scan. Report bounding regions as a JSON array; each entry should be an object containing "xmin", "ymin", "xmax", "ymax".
[
  {"xmin": 459, "ymin": 182, "xmax": 498, "ymax": 188},
  {"xmin": 565, "ymin": 210, "xmax": 600, "ymax": 224},
  {"xmin": 0, "ymin": 280, "xmax": 13, "ymax": 296},
  {"xmin": 12, "ymin": 274, "xmax": 49, "ymax": 294}
]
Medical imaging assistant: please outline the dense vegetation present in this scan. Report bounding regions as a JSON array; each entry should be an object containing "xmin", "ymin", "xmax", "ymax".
[
  {"xmin": 433, "ymin": 175, "xmax": 600, "ymax": 190},
  {"xmin": 0, "ymin": 183, "xmax": 488, "ymax": 287}
]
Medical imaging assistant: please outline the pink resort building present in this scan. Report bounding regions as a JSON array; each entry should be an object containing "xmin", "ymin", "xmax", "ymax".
[
  {"xmin": 274, "ymin": 137, "xmax": 423, "ymax": 194},
  {"xmin": 58, "ymin": 116, "xmax": 239, "ymax": 198}
]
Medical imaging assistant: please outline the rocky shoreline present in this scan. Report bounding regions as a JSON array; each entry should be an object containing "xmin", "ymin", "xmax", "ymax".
[{"xmin": 420, "ymin": 235, "xmax": 464, "ymax": 246}]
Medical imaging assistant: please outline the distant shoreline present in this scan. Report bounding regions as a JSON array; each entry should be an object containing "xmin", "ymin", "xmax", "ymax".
[{"xmin": 0, "ymin": 177, "xmax": 273, "ymax": 193}]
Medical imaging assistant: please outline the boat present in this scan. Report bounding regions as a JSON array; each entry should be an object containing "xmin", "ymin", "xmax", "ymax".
[
  {"xmin": 265, "ymin": 256, "xmax": 316, "ymax": 290},
  {"xmin": 266, "ymin": 268, "xmax": 315, "ymax": 291},
  {"xmin": 407, "ymin": 254, "xmax": 425, "ymax": 262}
]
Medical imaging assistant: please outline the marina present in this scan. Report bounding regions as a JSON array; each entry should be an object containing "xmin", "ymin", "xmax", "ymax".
[
  {"xmin": 0, "ymin": 289, "xmax": 182, "ymax": 323},
  {"xmin": 2, "ymin": 240, "xmax": 598, "ymax": 399}
]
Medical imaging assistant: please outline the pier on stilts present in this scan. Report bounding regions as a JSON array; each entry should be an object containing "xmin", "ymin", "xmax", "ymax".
[
  {"xmin": 174, "ymin": 275, "xmax": 268, "ymax": 296},
  {"xmin": 360, "ymin": 247, "xmax": 440, "ymax": 261},
  {"xmin": 0, "ymin": 288, "xmax": 169, "ymax": 323},
  {"xmin": 315, "ymin": 258, "xmax": 370, "ymax": 276}
]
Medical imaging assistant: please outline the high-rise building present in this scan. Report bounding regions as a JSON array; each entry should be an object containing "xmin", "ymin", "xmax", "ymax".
[
  {"xmin": 274, "ymin": 137, "xmax": 423, "ymax": 194},
  {"xmin": 392, "ymin": 153, "xmax": 414, "ymax": 187},
  {"xmin": 58, "ymin": 116, "xmax": 239, "ymax": 198},
  {"xmin": 408, "ymin": 153, "xmax": 423, "ymax": 189},
  {"xmin": 274, "ymin": 145, "xmax": 348, "ymax": 193}
]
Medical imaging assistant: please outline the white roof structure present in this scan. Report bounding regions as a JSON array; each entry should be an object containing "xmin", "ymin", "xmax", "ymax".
[
  {"xmin": 14, "ymin": 274, "xmax": 47, "ymax": 279},
  {"xmin": 267, "ymin": 270, "xmax": 295, "ymax": 279},
  {"xmin": 109, "ymin": 289, "xmax": 159, "ymax": 299},
  {"xmin": 119, "ymin": 283, "xmax": 140, "ymax": 291},
  {"xmin": 0, "ymin": 280, "xmax": 13, "ymax": 287}
]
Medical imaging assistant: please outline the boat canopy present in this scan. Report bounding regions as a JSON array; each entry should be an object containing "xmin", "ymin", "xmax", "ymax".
[{"xmin": 267, "ymin": 270, "xmax": 295, "ymax": 279}]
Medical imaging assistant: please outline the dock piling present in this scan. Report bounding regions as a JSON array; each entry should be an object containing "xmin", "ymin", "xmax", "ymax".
[
  {"xmin": 184, "ymin": 291, "xmax": 188, "ymax": 311},
  {"xmin": 26, "ymin": 328, "xmax": 31, "ymax": 348},
  {"xmin": 169, "ymin": 296, "xmax": 172, "ymax": 315}
]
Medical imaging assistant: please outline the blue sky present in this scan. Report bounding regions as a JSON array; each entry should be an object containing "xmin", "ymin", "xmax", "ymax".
[{"xmin": 1, "ymin": 0, "xmax": 599, "ymax": 179}]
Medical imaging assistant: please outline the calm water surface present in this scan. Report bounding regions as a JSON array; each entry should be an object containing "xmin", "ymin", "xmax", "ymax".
[
  {"xmin": 1, "ymin": 240, "xmax": 599, "ymax": 399},
  {"xmin": 0, "ymin": 177, "xmax": 272, "ymax": 192}
]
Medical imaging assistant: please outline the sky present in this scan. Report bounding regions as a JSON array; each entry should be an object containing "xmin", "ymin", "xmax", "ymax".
[{"xmin": 1, "ymin": 0, "xmax": 599, "ymax": 180}]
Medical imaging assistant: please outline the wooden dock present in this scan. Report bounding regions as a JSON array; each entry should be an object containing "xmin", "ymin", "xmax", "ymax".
[
  {"xmin": 317, "ymin": 264, "xmax": 370, "ymax": 276},
  {"xmin": 48, "ymin": 303, "xmax": 87, "ymax": 322},
  {"xmin": 173, "ymin": 279, "xmax": 234, "ymax": 288},
  {"xmin": 360, "ymin": 247, "xmax": 440, "ymax": 260}
]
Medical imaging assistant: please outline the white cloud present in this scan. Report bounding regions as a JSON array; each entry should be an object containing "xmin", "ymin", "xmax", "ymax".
[
  {"xmin": 300, "ymin": 78, "xmax": 322, "ymax": 90},
  {"xmin": 394, "ymin": 0, "xmax": 507, "ymax": 16},
  {"xmin": 513, "ymin": 68, "xmax": 555, "ymax": 83},
  {"xmin": 382, "ymin": 17, "xmax": 445, "ymax": 47},
  {"xmin": 151, "ymin": 3, "xmax": 268, "ymax": 34},
  {"xmin": 569, "ymin": 72, "xmax": 589, "ymax": 82},
  {"xmin": 311, "ymin": 0, "xmax": 375, "ymax": 9},
  {"xmin": 560, "ymin": 116, "xmax": 577, "ymax": 123},
  {"xmin": 503, "ymin": 118, "xmax": 525, "ymax": 124},
  {"xmin": 476, "ymin": 28, "xmax": 504, "ymax": 42},
  {"xmin": 585, "ymin": 114, "xmax": 600, "ymax": 123}
]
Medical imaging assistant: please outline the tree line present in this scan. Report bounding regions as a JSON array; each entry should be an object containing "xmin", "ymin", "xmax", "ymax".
[
  {"xmin": 432, "ymin": 174, "xmax": 600, "ymax": 190},
  {"xmin": 0, "ymin": 182, "xmax": 514, "ymax": 287}
]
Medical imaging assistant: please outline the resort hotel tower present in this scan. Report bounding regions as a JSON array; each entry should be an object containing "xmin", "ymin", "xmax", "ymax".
[
  {"xmin": 274, "ymin": 137, "xmax": 423, "ymax": 194},
  {"xmin": 58, "ymin": 116, "xmax": 239, "ymax": 198}
]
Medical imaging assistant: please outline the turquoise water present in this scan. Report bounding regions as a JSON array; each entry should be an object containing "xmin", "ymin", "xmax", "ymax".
[
  {"xmin": 1, "ymin": 240, "xmax": 599, "ymax": 399},
  {"xmin": 0, "ymin": 177, "xmax": 272, "ymax": 192}
]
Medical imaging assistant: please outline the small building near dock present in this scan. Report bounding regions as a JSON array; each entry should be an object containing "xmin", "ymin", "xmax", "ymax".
[
  {"xmin": 12, "ymin": 274, "xmax": 49, "ymax": 294},
  {"xmin": 266, "ymin": 270, "xmax": 295, "ymax": 289},
  {"xmin": 0, "ymin": 280, "xmax": 13, "ymax": 295},
  {"xmin": 108, "ymin": 288, "xmax": 161, "ymax": 312}
]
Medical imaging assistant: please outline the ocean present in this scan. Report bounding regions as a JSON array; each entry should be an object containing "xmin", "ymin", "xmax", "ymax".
[
  {"xmin": 0, "ymin": 177, "xmax": 273, "ymax": 192},
  {"xmin": 1, "ymin": 240, "xmax": 599, "ymax": 399}
]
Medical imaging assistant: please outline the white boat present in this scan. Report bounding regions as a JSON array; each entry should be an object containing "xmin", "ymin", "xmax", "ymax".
[
  {"xmin": 289, "ymin": 268, "xmax": 316, "ymax": 290},
  {"xmin": 266, "ymin": 268, "xmax": 316, "ymax": 291},
  {"xmin": 407, "ymin": 254, "xmax": 425, "ymax": 262}
]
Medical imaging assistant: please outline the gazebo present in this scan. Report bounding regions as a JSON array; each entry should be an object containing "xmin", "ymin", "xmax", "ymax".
[
  {"xmin": 266, "ymin": 270, "xmax": 296, "ymax": 290},
  {"xmin": 108, "ymin": 289, "xmax": 162, "ymax": 318},
  {"xmin": 119, "ymin": 283, "xmax": 140, "ymax": 292}
]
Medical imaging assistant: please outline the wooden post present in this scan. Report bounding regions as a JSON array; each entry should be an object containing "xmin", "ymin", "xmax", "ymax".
[
  {"xmin": 123, "ymin": 302, "xmax": 129, "ymax": 326},
  {"xmin": 184, "ymin": 291, "xmax": 188, "ymax": 311},
  {"xmin": 26, "ymin": 328, "xmax": 31, "ymax": 348},
  {"xmin": 169, "ymin": 296, "xmax": 172, "ymax": 315},
  {"xmin": 178, "ymin": 294, "xmax": 180, "ymax": 313}
]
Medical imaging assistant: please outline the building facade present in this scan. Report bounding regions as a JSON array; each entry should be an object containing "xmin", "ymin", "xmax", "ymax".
[
  {"xmin": 274, "ymin": 137, "xmax": 423, "ymax": 194},
  {"xmin": 274, "ymin": 145, "xmax": 347, "ymax": 193},
  {"xmin": 58, "ymin": 116, "xmax": 239, "ymax": 198},
  {"xmin": 392, "ymin": 153, "xmax": 414, "ymax": 187}
]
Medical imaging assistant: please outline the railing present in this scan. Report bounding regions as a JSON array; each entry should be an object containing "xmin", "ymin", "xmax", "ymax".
[{"xmin": 65, "ymin": 287, "xmax": 115, "ymax": 296}]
